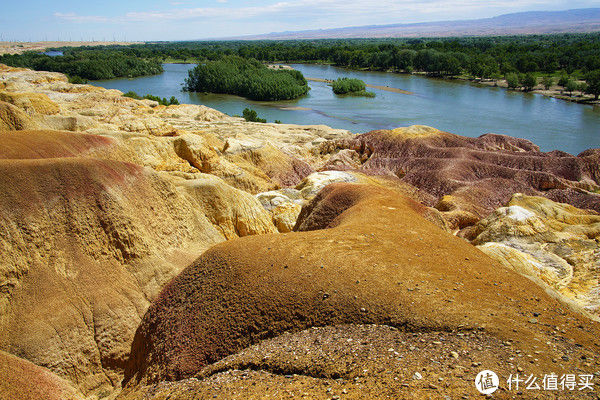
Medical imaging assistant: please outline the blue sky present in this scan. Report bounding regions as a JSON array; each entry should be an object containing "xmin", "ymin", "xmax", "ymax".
[{"xmin": 2, "ymin": 0, "xmax": 599, "ymax": 41}]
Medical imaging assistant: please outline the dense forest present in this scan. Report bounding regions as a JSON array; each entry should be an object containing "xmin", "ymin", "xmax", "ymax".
[
  {"xmin": 0, "ymin": 50, "xmax": 162, "ymax": 81},
  {"xmin": 2, "ymin": 33, "xmax": 600, "ymax": 98},
  {"xmin": 44, "ymin": 33, "xmax": 600, "ymax": 79},
  {"xmin": 184, "ymin": 56, "xmax": 309, "ymax": 101}
]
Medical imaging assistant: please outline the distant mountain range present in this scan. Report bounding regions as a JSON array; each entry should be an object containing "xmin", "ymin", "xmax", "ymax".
[{"xmin": 228, "ymin": 8, "xmax": 600, "ymax": 40}]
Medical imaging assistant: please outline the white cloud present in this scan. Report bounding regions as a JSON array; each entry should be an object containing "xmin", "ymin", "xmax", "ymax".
[
  {"xmin": 53, "ymin": 12, "xmax": 110, "ymax": 23},
  {"xmin": 53, "ymin": 0, "xmax": 584, "ymax": 26}
]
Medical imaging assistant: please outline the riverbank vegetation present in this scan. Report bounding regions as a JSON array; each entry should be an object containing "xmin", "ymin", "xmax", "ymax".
[
  {"xmin": 331, "ymin": 78, "xmax": 375, "ymax": 97},
  {"xmin": 183, "ymin": 56, "xmax": 309, "ymax": 101},
  {"xmin": 57, "ymin": 33, "xmax": 599, "ymax": 80},
  {"xmin": 3, "ymin": 34, "xmax": 599, "ymax": 102},
  {"xmin": 123, "ymin": 91, "xmax": 180, "ymax": 106},
  {"xmin": 0, "ymin": 49, "xmax": 162, "ymax": 81},
  {"xmin": 242, "ymin": 108, "xmax": 267, "ymax": 123}
]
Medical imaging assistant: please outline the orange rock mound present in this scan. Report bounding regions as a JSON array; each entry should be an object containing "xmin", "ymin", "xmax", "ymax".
[{"xmin": 122, "ymin": 183, "xmax": 600, "ymax": 399}]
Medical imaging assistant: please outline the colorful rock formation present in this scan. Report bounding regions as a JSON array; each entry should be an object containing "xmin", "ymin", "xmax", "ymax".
[
  {"xmin": 324, "ymin": 125, "xmax": 600, "ymax": 230},
  {"xmin": 468, "ymin": 193, "xmax": 600, "ymax": 318}
]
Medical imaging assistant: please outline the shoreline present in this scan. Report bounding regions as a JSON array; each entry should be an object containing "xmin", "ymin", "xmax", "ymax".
[
  {"xmin": 276, "ymin": 62, "xmax": 599, "ymax": 106},
  {"xmin": 470, "ymin": 77, "xmax": 599, "ymax": 105}
]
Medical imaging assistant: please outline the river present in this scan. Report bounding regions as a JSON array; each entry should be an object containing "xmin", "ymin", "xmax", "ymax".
[{"xmin": 91, "ymin": 63, "xmax": 600, "ymax": 155}]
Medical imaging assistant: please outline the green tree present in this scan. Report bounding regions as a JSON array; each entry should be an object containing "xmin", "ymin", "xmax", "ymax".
[
  {"xmin": 584, "ymin": 70, "xmax": 600, "ymax": 100},
  {"xmin": 541, "ymin": 76, "xmax": 554, "ymax": 90},
  {"xmin": 505, "ymin": 73, "xmax": 520, "ymax": 89},
  {"xmin": 519, "ymin": 73, "xmax": 537, "ymax": 92},
  {"xmin": 565, "ymin": 79, "xmax": 577, "ymax": 96},
  {"xmin": 184, "ymin": 56, "xmax": 309, "ymax": 101},
  {"xmin": 558, "ymin": 75, "xmax": 570, "ymax": 88}
]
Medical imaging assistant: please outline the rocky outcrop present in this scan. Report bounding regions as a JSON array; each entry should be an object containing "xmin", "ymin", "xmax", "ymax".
[
  {"xmin": 0, "ymin": 90, "xmax": 60, "ymax": 115},
  {"xmin": 256, "ymin": 169, "xmax": 446, "ymax": 232},
  {"xmin": 173, "ymin": 173, "xmax": 278, "ymax": 239},
  {"xmin": 0, "ymin": 129, "xmax": 114, "ymax": 158},
  {"xmin": 0, "ymin": 66, "xmax": 352, "ymax": 398},
  {"xmin": 0, "ymin": 155, "xmax": 224, "ymax": 396},
  {"xmin": 0, "ymin": 65, "xmax": 352, "ymax": 199},
  {"xmin": 324, "ymin": 125, "xmax": 600, "ymax": 230},
  {"xmin": 0, "ymin": 100, "xmax": 40, "ymax": 130},
  {"xmin": 467, "ymin": 194, "xmax": 600, "ymax": 318},
  {"xmin": 173, "ymin": 133, "xmax": 314, "ymax": 193},
  {"xmin": 0, "ymin": 351, "xmax": 85, "ymax": 400}
]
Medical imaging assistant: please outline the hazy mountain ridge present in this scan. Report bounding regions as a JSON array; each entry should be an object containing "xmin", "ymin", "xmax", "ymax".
[{"xmin": 229, "ymin": 8, "xmax": 600, "ymax": 40}]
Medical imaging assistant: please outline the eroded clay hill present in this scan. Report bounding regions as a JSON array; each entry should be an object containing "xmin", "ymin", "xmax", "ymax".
[
  {"xmin": 469, "ymin": 193, "xmax": 600, "ymax": 318},
  {"xmin": 0, "ymin": 130, "xmax": 223, "ymax": 396},
  {"xmin": 0, "ymin": 351, "xmax": 85, "ymax": 400},
  {"xmin": 120, "ymin": 183, "xmax": 600, "ymax": 399},
  {"xmin": 323, "ymin": 126, "xmax": 600, "ymax": 230},
  {"xmin": 0, "ymin": 130, "xmax": 284, "ymax": 398},
  {"xmin": 0, "ymin": 64, "xmax": 351, "ymax": 398}
]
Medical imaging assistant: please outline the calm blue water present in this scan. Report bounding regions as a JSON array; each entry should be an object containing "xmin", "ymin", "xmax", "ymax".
[
  {"xmin": 43, "ymin": 51, "xmax": 63, "ymax": 57},
  {"xmin": 92, "ymin": 63, "xmax": 600, "ymax": 154}
]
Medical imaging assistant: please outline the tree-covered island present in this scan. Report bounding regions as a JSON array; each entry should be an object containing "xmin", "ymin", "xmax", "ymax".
[
  {"xmin": 183, "ymin": 56, "xmax": 309, "ymax": 101},
  {"xmin": 331, "ymin": 77, "xmax": 375, "ymax": 97}
]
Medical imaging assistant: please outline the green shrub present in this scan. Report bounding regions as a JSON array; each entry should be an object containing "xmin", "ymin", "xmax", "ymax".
[
  {"xmin": 331, "ymin": 77, "xmax": 366, "ymax": 94},
  {"xmin": 242, "ymin": 108, "xmax": 266, "ymax": 123},
  {"xmin": 123, "ymin": 91, "xmax": 143, "ymax": 100},
  {"xmin": 68, "ymin": 75, "xmax": 88, "ymax": 84},
  {"xmin": 344, "ymin": 90, "xmax": 376, "ymax": 97},
  {"xmin": 123, "ymin": 91, "xmax": 180, "ymax": 105}
]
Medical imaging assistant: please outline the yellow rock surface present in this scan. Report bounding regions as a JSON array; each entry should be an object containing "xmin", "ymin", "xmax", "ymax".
[
  {"xmin": 0, "ymin": 100, "xmax": 40, "ymax": 130},
  {"xmin": 472, "ymin": 193, "xmax": 600, "ymax": 317},
  {"xmin": 0, "ymin": 91, "xmax": 60, "ymax": 115}
]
